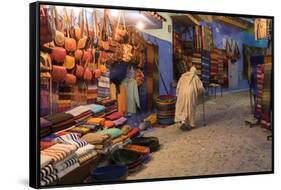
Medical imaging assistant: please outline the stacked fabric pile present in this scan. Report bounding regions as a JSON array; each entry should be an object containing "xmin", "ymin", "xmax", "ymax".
[
  {"xmin": 97, "ymin": 99, "xmax": 118, "ymax": 116},
  {"xmin": 120, "ymin": 125, "xmax": 133, "ymax": 145},
  {"xmin": 97, "ymin": 128, "xmax": 123, "ymax": 150},
  {"xmin": 192, "ymin": 52, "xmax": 202, "ymax": 77},
  {"xmin": 155, "ymin": 95, "xmax": 176, "ymax": 125},
  {"xmin": 41, "ymin": 118, "xmax": 52, "ymax": 137},
  {"xmin": 40, "ymin": 157, "xmax": 58, "ymax": 186},
  {"xmin": 81, "ymin": 133, "xmax": 112, "ymax": 154},
  {"xmin": 255, "ymin": 64, "xmax": 264, "ymax": 119},
  {"xmin": 106, "ymin": 112, "xmax": 127, "ymax": 127},
  {"xmin": 75, "ymin": 144, "xmax": 98, "ymax": 164},
  {"xmin": 222, "ymin": 50, "xmax": 229, "ymax": 87},
  {"xmin": 201, "ymin": 26, "xmax": 214, "ymax": 51},
  {"xmin": 261, "ymin": 58, "xmax": 272, "ymax": 129},
  {"xmin": 98, "ymin": 71, "xmax": 110, "ymax": 100},
  {"xmin": 40, "ymin": 143, "xmax": 79, "ymax": 186},
  {"xmin": 86, "ymin": 82, "xmax": 98, "ymax": 104},
  {"xmin": 85, "ymin": 104, "xmax": 106, "ymax": 117},
  {"xmin": 217, "ymin": 49, "xmax": 224, "ymax": 82},
  {"xmin": 210, "ymin": 49, "xmax": 219, "ymax": 83},
  {"xmin": 65, "ymin": 105, "xmax": 93, "ymax": 125},
  {"xmin": 201, "ymin": 50, "xmax": 210, "ymax": 87},
  {"xmin": 44, "ymin": 113, "xmax": 74, "ymax": 133}
]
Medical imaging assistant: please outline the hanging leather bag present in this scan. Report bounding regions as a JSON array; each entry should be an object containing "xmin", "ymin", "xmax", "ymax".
[
  {"xmin": 63, "ymin": 55, "xmax": 75, "ymax": 69},
  {"xmin": 65, "ymin": 73, "xmax": 77, "ymax": 85},
  {"xmin": 40, "ymin": 6, "xmax": 53, "ymax": 45},
  {"xmin": 52, "ymin": 65, "xmax": 67, "ymax": 82},
  {"xmin": 50, "ymin": 47, "xmax": 66, "ymax": 63},
  {"xmin": 63, "ymin": 8, "xmax": 77, "ymax": 52},
  {"xmin": 53, "ymin": 7, "xmax": 65, "ymax": 47}
]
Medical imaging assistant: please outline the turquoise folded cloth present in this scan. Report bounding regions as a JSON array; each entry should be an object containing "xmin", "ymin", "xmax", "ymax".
[
  {"xmin": 86, "ymin": 104, "xmax": 105, "ymax": 115},
  {"xmin": 97, "ymin": 128, "xmax": 122, "ymax": 139}
]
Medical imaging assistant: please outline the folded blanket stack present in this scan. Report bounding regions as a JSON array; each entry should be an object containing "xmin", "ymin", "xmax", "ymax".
[
  {"xmin": 210, "ymin": 49, "xmax": 219, "ymax": 83},
  {"xmin": 44, "ymin": 113, "xmax": 75, "ymax": 133},
  {"xmin": 201, "ymin": 50, "xmax": 210, "ymax": 87},
  {"xmin": 81, "ymin": 133, "xmax": 112, "ymax": 154},
  {"xmin": 56, "ymin": 133, "xmax": 88, "ymax": 148},
  {"xmin": 98, "ymin": 71, "xmax": 110, "ymax": 99},
  {"xmin": 105, "ymin": 112, "xmax": 127, "ymax": 127},
  {"xmin": 87, "ymin": 82, "xmax": 98, "ymax": 104},
  {"xmin": 192, "ymin": 52, "xmax": 202, "ymax": 77},
  {"xmin": 40, "ymin": 118, "xmax": 52, "ymax": 137},
  {"xmin": 97, "ymin": 99, "xmax": 118, "ymax": 116},
  {"xmin": 75, "ymin": 144, "xmax": 97, "ymax": 164},
  {"xmin": 217, "ymin": 49, "xmax": 224, "ymax": 79},
  {"xmin": 65, "ymin": 105, "xmax": 93, "ymax": 125},
  {"xmin": 255, "ymin": 64, "xmax": 264, "ymax": 119},
  {"xmin": 261, "ymin": 61, "xmax": 272, "ymax": 129},
  {"xmin": 40, "ymin": 143, "xmax": 79, "ymax": 186},
  {"xmin": 85, "ymin": 104, "xmax": 105, "ymax": 117},
  {"xmin": 40, "ymin": 164, "xmax": 58, "ymax": 186}
]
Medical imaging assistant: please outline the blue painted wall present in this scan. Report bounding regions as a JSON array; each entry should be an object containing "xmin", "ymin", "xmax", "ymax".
[{"xmin": 200, "ymin": 21, "xmax": 268, "ymax": 89}]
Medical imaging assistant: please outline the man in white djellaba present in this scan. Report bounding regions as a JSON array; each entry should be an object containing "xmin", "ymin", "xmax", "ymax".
[{"xmin": 175, "ymin": 63, "xmax": 204, "ymax": 130}]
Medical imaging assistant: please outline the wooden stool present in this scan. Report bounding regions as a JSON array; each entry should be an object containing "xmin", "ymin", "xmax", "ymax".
[{"xmin": 208, "ymin": 83, "xmax": 222, "ymax": 98}]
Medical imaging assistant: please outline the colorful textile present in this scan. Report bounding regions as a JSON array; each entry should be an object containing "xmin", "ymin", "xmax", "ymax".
[
  {"xmin": 44, "ymin": 113, "xmax": 73, "ymax": 125},
  {"xmin": 65, "ymin": 106, "xmax": 90, "ymax": 117},
  {"xmin": 41, "ymin": 164, "xmax": 55, "ymax": 178},
  {"xmin": 41, "ymin": 144, "xmax": 77, "ymax": 164},
  {"xmin": 122, "ymin": 78, "xmax": 140, "ymax": 114},
  {"xmin": 106, "ymin": 112, "xmax": 123, "ymax": 121},
  {"xmin": 97, "ymin": 128, "xmax": 122, "ymax": 139},
  {"xmin": 86, "ymin": 117, "xmax": 105, "ymax": 126},
  {"xmin": 78, "ymin": 151, "xmax": 97, "ymax": 164},
  {"xmin": 57, "ymin": 163, "xmax": 80, "ymax": 179},
  {"xmin": 81, "ymin": 133, "xmax": 111, "ymax": 144},
  {"xmin": 41, "ymin": 173, "xmax": 57, "ymax": 186},
  {"xmin": 67, "ymin": 126, "xmax": 90, "ymax": 135},
  {"xmin": 75, "ymin": 144, "xmax": 96, "ymax": 158},
  {"xmin": 110, "ymin": 83, "xmax": 117, "ymax": 100},
  {"xmin": 103, "ymin": 120, "xmax": 116, "ymax": 128},
  {"xmin": 41, "ymin": 155, "xmax": 53, "ymax": 168},
  {"xmin": 40, "ymin": 141, "xmax": 57, "ymax": 150},
  {"xmin": 261, "ymin": 60, "xmax": 272, "ymax": 129},
  {"xmin": 117, "ymin": 84, "xmax": 127, "ymax": 114},
  {"xmin": 53, "ymin": 155, "xmax": 78, "ymax": 173},
  {"xmin": 56, "ymin": 133, "xmax": 88, "ymax": 148},
  {"xmin": 113, "ymin": 117, "xmax": 127, "ymax": 126},
  {"xmin": 85, "ymin": 104, "xmax": 105, "ymax": 115}
]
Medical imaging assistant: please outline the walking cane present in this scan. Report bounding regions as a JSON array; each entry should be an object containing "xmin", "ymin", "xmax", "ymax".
[{"xmin": 202, "ymin": 91, "xmax": 206, "ymax": 126}]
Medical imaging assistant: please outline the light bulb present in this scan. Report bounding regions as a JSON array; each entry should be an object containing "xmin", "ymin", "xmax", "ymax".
[{"xmin": 136, "ymin": 21, "xmax": 145, "ymax": 30}]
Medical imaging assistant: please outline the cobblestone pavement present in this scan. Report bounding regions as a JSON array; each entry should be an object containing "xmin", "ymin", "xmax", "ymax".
[{"xmin": 127, "ymin": 90, "xmax": 272, "ymax": 180}]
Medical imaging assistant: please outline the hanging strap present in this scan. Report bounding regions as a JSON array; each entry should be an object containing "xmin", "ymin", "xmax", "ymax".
[
  {"xmin": 79, "ymin": 9, "xmax": 85, "ymax": 39},
  {"xmin": 62, "ymin": 8, "xmax": 70, "ymax": 38}
]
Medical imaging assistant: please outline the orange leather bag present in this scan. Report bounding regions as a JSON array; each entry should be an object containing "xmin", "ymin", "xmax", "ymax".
[{"xmin": 63, "ymin": 55, "xmax": 75, "ymax": 70}]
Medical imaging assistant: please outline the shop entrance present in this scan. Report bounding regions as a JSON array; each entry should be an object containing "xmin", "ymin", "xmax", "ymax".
[{"xmin": 146, "ymin": 43, "xmax": 159, "ymax": 112}]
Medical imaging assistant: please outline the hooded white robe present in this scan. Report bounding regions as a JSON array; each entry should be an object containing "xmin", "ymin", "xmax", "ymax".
[{"xmin": 175, "ymin": 66, "xmax": 204, "ymax": 125}]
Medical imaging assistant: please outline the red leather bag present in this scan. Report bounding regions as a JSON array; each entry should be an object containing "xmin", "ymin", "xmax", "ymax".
[
  {"xmin": 50, "ymin": 47, "xmax": 66, "ymax": 63},
  {"xmin": 40, "ymin": 7, "xmax": 53, "ymax": 45},
  {"xmin": 83, "ymin": 60, "xmax": 93, "ymax": 81},
  {"xmin": 52, "ymin": 65, "xmax": 67, "ymax": 82},
  {"xmin": 65, "ymin": 73, "xmax": 77, "ymax": 85},
  {"xmin": 75, "ymin": 49, "xmax": 83, "ymax": 61},
  {"xmin": 75, "ymin": 64, "xmax": 84, "ymax": 78},
  {"xmin": 82, "ymin": 50, "xmax": 92, "ymax": 63}
]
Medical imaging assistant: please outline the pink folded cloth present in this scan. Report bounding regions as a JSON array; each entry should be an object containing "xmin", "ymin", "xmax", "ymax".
[
  {"xmin": 113, "ymin": 117, "xmax": 127, "ymax": 126},
  {"xmin": 105, "ymin": 112, "xmax": 123, "ymax": 121}
]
